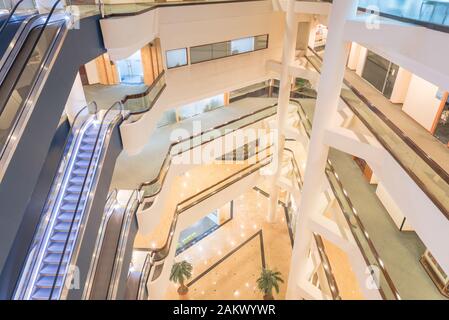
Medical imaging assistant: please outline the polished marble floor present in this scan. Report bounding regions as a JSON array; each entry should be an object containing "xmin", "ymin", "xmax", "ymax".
[{"xmin": 164, "ymin": 188, "xmax": 292, "ymax": 300}]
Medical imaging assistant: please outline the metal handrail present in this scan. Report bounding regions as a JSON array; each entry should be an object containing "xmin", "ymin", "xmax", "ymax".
[
  {"xmin": 82, "ymin": 188, "xmax": 118, "ymax": 299},
  {"xmin": 0, "ymin": 0, "xmax": 26, "ymax": 34},
  {"xmin": 107, "ymin": 190, "xmax": 140, "ymax": 299},
  {"xmin": 12, "ymin": 104, "xmax": 89, "ymax": 300},
  {"xmin": 49, "ymin": 101, "xmax": 125, "ymax": 299},
  {"xmin": 0, "ymin": 0, "xmax": 67, "ymax": 174}
]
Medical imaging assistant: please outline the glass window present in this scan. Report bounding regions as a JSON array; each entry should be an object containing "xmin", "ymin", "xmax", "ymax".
[
  {"xmin": 166, "ymin": 48, "xmax": 188, "ymax": 69},
  {"xmin": 212, "ymin": 41, "xmax": 230, "ymax": 59},
  {"xmin": 190, "ymin": 44, "xmax": 213, "ymax": 64},
  {"xmin": 230, "ymin": 37, "xmax": 254, "ymax": 55},
  {"xmin": 254, "ymin": 34, "xmax": 269, "ymax": 50},
  {"xmin": 189, "ymin": 34, "xmax": 269, "ymax": 65}
]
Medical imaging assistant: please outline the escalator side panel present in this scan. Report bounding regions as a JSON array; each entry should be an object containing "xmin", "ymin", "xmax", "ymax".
[
  {"xmin": 115, "ymin": 217, "xmax": 138, "ymax": 300},
  {"xmin": 66, "ymin": 124, "xmax": 122, "ymax": 300},
  {"xmin": 0, "ymin": 15, "xmax": 106, "ymax": 297},
  {"xmin": 0, "ymin": 117, "xmax": 70, "ymax": 299}
]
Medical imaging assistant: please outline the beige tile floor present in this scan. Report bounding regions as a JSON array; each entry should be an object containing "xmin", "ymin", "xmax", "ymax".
[{"xmin": 165, "ymin": 189, "xmax": 291, "ymax": 300}]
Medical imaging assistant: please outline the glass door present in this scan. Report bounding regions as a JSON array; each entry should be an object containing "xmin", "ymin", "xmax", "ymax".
[{"xmin": 116, "ymin": 51, "xmax": 144, "ymax": 85}]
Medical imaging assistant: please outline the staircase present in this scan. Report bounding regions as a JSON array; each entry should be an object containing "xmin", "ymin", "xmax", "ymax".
[{"xmin": 28, "ymin": 121, "xmax": 102, "ymax": 300}]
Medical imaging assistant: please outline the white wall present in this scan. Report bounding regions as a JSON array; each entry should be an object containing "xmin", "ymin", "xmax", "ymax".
[
  {"xmin": 85, "ymin": 60, "xmax": 100, "ymax": 85},
  {"xmin": 402, "ymin": 75, "xmax": 441, "ymax": 131},
  {"xmin": 65, "ymin": 73, "xmax": 87, "ymax": 124},
  {"xmin": 115, "ymin": 3, "xmax": 284, "ymax": 154},
  {"xmin": 390, "ymin": 67, "xmax": 412, "ymax": 104}
]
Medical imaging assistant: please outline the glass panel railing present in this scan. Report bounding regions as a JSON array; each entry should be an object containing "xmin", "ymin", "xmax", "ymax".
[
  {"xmin": 100, "ymin": 0, "xmax": 267, "ymax": 17},
  {"xmin": 306, "ymin": 49, "xmax": 449, "ymax": 219},
  {"xmin": 121, "ymin": 70, "xmax": 166, "ymax": 120},
  {"xmin": 359, "ymin": 0, "xmax": 449, "ymax": 29},
  {"xmin": 0, "ymin": 1, "xmax": 68, "ymax": 179},
  {"xmin": 138, "ymin": 103, "xmax": 277, "ymax": 200},
  {"xmin": 291, "ymin": 99, "xmax": 400, "ymax": 300}
]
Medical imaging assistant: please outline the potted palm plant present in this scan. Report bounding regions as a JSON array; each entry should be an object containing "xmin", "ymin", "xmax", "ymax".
[
  {"xmin": 170, "ymin": 260, "xmax": 193, "ymax": 295},
  {"xmin": 256, "ymin": 268, "xmax": 284, "ymax": 300}
]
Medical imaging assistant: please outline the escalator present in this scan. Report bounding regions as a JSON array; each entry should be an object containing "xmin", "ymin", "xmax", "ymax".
[
  {"xmin": 0, "ymin": 1, "xmax": 66, "ymax": 174},
  {"xmin": 14, "ymin": 102, "xmax": 124, "ymax": 300},
  {"xmin": 80, "ymin": 101, "xmax": 277, "ymax": 300},
  {"xmin": 0, "ymin": 0, "xmax": 38, "ymax": 59},
  {"xmin": 84, "ymin": 190, "xmax": 139, "ymax": 300},
  {"xmin": 12, "ymin": 68, "xmax": 167, "ymax": 300},
  {"xmin": 0, "ymin": 3, "xmax": 106, "ymax": 299}
]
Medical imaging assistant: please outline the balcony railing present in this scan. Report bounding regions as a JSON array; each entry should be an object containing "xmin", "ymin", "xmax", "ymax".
[
  {"xmin": 305, "ymin": 48, "xmax": 449, "ymax": 220},
  {"xmin": 359, "ymin": 0, "xmax": 449, "ymax": 32},
  {"xmin": 292, "ymin": 99, "xmax": 400, "ymax": 300}
]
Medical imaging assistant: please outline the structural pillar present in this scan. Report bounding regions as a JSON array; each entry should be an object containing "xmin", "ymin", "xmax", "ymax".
[
  {"xmin": 267, "ymin": 0, "xmax": 297, "ymax": 223},
  {"xmin": 286, "ymin": 0, "xmax": 358, "ymax": 299}
]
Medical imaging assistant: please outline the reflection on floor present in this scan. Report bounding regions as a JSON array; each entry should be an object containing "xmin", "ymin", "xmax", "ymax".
[
  {"xmin": 165, "ymin": 188, "xmax": 292, "ymax": 300},
  {"xmin": 299, "ymin": 97, "xmax": 445, "ymax": 300}
]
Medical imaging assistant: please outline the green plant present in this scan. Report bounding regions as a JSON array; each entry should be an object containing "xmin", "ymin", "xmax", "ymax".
[
  {"xmin": 170, "ymin": 260, "xmax": 193, "ymax": 295},
  {"xmin": 256, "ymin": 268, "xmax": 284, "ymax": 300}
]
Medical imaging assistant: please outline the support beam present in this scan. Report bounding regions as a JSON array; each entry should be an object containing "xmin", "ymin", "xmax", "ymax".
[
  {"xmin": 268, "ymin": 0, "xmax": 298, "ymax": 222},
  {"xmin": 286, "ymin": 0, "xmax": 359, "ymax": 299}
]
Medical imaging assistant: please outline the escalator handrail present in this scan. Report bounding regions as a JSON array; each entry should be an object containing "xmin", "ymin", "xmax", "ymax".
[
  {"xmin": 0, "ymin": 0, "xmax": 26, "ymax": 34},
  {"xmin": 136, "ymin": 150, "xmax": 273, "ymax": 299},
  {"xmin": 82, "ymin": 188, "xmax": 118, "ymax": 299},
  {"xmin": 0, "ymin": 0, "xmax": 67, "ymax": 168},
  {"xmin": 12, "ymin": 103, "xmax": 92, "ymax": 300},
  {"xmin": 107, "ymin": 189, "xmax": 140, "ymax": 299},
  {"xmin": 291, "ymin": 98, "xmax": 400, "ymax": 300},
  {"xmin": 48, "ymin": 101, "xmax": 125, "ymax": 299},
  {"xmin": 137, "ymin": 103, "xmax": 278, "ymax": 199}
]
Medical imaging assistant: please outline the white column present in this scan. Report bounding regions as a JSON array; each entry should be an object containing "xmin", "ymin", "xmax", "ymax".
[
  {"xmin": 355, "ymin": 46, "xmax": 368, "ymax": 76},
  {"xmin": 347, "ymin": 42, "xmax": 361, "ymax": 70},
  {"xmin": 65, "ymin": 73, "xmax": 87, "ymax": 124},
  {"xmin": 267, "ymin": 0, "xmax": 297, "ymax": 223},
  {"xmin": 286, "ymin": 0, "xmax": 358, "ymax": 299}
]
